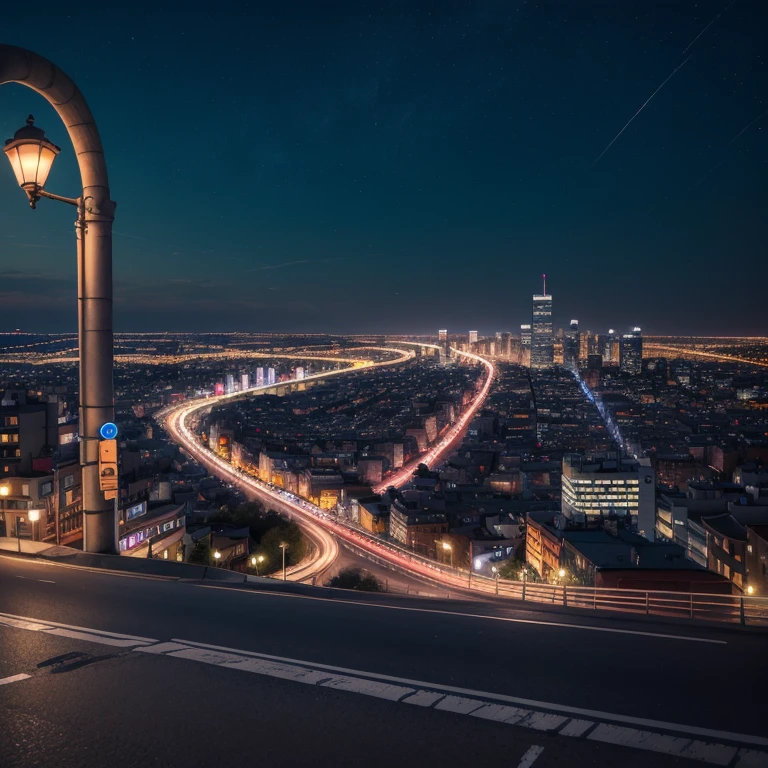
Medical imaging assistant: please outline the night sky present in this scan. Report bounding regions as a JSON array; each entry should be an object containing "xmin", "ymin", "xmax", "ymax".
[{"xmin": 1, "ymin": 1, "xmax": 765, "ymax": 336}]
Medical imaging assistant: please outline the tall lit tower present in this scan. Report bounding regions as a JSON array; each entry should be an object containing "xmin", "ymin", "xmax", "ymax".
[
  {"xmin": 438, "ymin": 329, "xmax": 450, "ymax": 358},
  {"xmin": 620, "ymin": 327, "xmax": 643, "ymax": 375},
  {"xmin": 520, "ymin": 325, "xmax": 532, "ymax": 367},
  {"xmin": 530, "ymin": 274, "xmax": 553, "ymax": 369},
  {"xmin": 468, "ymin": 330, "xmax": 478, "ymax": 345}
]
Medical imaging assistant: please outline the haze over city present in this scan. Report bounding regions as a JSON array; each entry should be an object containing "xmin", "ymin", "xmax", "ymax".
[{"xmin": 1, "ymin": 0, "xmax": 765, "ymax": 334}]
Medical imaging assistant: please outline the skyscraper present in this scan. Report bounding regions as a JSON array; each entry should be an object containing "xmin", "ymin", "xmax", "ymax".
[
  {"xmin": 520, "ymin": 324, "xmax": 532, "ymax": 367},
  {"xmin": 620, "ymin": 327, "xmax": 643, "ymax": 375},
  {"xmin": 599, "ymin": 329, "xmax": 618, "ymax": 365},
  {"xmin": 563, "ymin": 319, "xmax": 580, "ymax": 370},
  {"xmin": 468, "ymin": 330, "xmax": 478, "ymax": 345},
  {"xmin": 438, "ymin": 329, "xmax": 449, "ymax": 359},
  {"xmin": 240, "ymin": 373, "xmax": 250, "ymax": 391},
  {"xmin": 530, "ymin": 275, "xmax": 553, "ymax": 369},
  {"xmin": 267, "ymin": 367, "xmax": 276, "ymax": 385},
  {"xmin": 225, "ymin": 374, "xmax": 235, "ymax": 394},
  {"xmin": 256, "ymin": 367, "xmax": 265, "ymax": 387}
]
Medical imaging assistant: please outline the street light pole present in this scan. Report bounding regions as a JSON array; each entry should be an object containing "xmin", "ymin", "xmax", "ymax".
[
  {"xmin": 1, "ymin": 45, "xmax": 116, "ymax": 554},
  {"xmin": 280, "ymin": 543, "xmax": 288, "ymax": 581}
]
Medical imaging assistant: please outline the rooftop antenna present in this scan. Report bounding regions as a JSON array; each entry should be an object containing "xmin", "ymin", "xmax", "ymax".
[{"xmin": 542, "ymin": 273, "xmax": 547, "ymax": 296}]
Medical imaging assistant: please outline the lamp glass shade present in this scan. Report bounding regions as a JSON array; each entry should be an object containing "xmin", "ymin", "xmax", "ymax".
[
  {"xmin": 4, "ymin": 139, "xmax": 60, "ymax": 190},
  {"xmin": 28, "ymin": 509, "xmax": 41, "ymax": 522}
]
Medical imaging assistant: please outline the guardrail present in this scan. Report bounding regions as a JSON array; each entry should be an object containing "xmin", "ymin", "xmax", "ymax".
[{"xmin": 485, "ymin": 577, "xmax": 768, "ymax": 627}]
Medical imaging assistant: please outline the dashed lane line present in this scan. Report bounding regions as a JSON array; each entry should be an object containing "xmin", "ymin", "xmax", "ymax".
[
  {"xmin": 517, "ymin": 745, "xmax": 545, "ymax": 768},
  {"xmin": 0, "ymin": 673, "xmax": 31, "ymax": 686}
]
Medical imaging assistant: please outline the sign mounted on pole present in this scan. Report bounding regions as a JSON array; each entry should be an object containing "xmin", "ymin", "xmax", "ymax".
[
  {"xmin": 99, "ymin": 422, "xmax": 118, "ymax": 440},
  {"xmin": 99, "ymin": 438, "xmax": 118, "ymax": 493}
]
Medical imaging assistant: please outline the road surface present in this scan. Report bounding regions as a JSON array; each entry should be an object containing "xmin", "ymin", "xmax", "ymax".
[{"xmin": 0, "ymin": 554, "xmax": 765, "ymax": 768}]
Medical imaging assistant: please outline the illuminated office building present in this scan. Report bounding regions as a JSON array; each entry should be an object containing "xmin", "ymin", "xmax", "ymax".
[
  {"xmin": 530, "ymin": 275, "xmax": 553, "ymax": 369},
  {"xmin": 468, "ymin": 330, "xmax": 478, "ymax": 345},
  {"xmin": 599, "ymin": 330, "xmax": 619, "ymax": 365},
  {"xmin": 561, "ymin": 453, "xmax": 655, "ymax": 540},
  {"xmin": 619, "ymin": 327, "xmax": 643, "ymax": 376},
  {"xmin": 256, "ymin": 367, "xmax": 265, "ymax": 387},
  {"xmin": 520, "ymin": 324, "xmax": 532, "ymax": 367},
  {"xmin": 267, "ymin": 368, "xmax": 276, "ymax": 385},
  {"xmin": 295, "ymin": 366, "xmax": 305, "ymax": 380},
  {"xmin": 240, "ymin": 373, "xmax": 250, "ymax": 391}
]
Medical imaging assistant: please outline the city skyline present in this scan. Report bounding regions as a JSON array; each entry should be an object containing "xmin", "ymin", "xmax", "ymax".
[{"xmin": 0, "ymin": 1, "xmax": 765, "ymax": 335}]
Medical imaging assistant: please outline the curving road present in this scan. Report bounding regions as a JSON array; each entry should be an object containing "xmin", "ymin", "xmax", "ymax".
[{"xmin": 160, "ymin": 343, "xmax": 495, "ymax": 588}]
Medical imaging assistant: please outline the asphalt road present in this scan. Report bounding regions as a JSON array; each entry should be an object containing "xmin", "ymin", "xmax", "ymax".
[{"xmin": 1, "ymin": 554, "xmax": 766, "ymax": 768}]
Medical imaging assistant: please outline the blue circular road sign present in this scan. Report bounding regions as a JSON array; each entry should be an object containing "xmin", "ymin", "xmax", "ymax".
[{"xmin": 99, "ymin": 422, "xmax": 118, "ymax": 440}]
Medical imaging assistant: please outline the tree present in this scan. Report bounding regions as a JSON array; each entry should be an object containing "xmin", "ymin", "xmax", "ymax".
[
  {"xmin": 188, "ymin": 539, "xmax": 211, "ymax": 565},
  {"xmin": 327, "ymin": 567, "xmax": 382, "ymax": 592},
  {"xmin": 415, "ymin": 463, "xmax": 431, "ymax": 478}
]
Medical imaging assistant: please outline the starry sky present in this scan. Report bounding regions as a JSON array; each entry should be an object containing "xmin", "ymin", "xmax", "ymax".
[{"xmin": 0, "ymin": 1, "xmax": 765, "ymax": 336}]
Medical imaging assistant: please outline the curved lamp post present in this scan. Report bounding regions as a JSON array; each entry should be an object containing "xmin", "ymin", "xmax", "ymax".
[{"xmin": 0, "ymin": 45, "xmax": 116, "ymax": 553}]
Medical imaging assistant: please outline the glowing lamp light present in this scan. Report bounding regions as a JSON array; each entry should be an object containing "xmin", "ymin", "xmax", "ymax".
[
  {"xmin": 28, "ymin": 509, "xmax": 41, "ymax": 523},
  {"xmin": 213, "ymin": 550, "xmax": 221, "ymax": 560},
  {"xmin": 558, "ymin": 568, "xmax": 566, "ymax": 579},
  {"xmin": 747, "ymin": 585, "xmax": 755, "ymax": 596},
  {"xmin": 3, "ymin": 115, "xmax": 61, "ymax": 208},
  {"xmin": 0, "ymin": 486, "xmax": 8, "ymax": 496}
]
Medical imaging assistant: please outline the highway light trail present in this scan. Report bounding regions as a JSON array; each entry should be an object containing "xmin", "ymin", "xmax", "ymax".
[{"xmin": 161, "ymin": 343, "xmax": 496, "ymax": 591}]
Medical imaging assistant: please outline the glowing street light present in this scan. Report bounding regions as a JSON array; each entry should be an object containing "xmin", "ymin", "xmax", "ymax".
[
  {"xmin": 214, "ymin": 550, "xmax": 221, "ymax": 566},
  {"xmin": 251, "ymin": 554, "xmax": 265, "ymax": 577},
  {"xmin": 747, "ymin": 585, "xmax": 755, "ymax": 596},
  {"xmin": 441, "ymin": 541, "xmax": 453, "ymax": 570},
  {"xmin": 491, "ymin": 565, "xmax": 500, "ymax": 595},
  {"xmin": 0, "ymin": 486, "xmax": 8, "ymax": 496},
  {"xmin": 3, "ymin": 116, "xmax": 61, "ymax": 208}
]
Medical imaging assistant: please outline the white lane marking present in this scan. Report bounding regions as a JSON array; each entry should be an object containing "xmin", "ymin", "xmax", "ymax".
[
  {"xmin": 0, "ymin": 611, "xmax": 155, "ymax": 645},
  {"xmin": 588, "ymin": 723, "xmax": 740, "ymax": 766},
  {"xmin": 42, "ymin": 628, "xmax": 147, "ymax": 648},
  {"xmin": 171, "ymin": 635, "xmax": 767, "ymax": 748},
  {"xmin": 0, "ymin": 673, "xmax": 31, "ymax": 686},
  {"xmin": 319, "ymin": 676, "xmax": 414, "ymax": 702},
  {"xmin": 518, "ymin": 745, "xmax": 544, "ymax": 768},
  {"xmin": 435, "ymin": 695, "xmax": 486, "ymax": 715},
  {"xmin": 196, "ymin": 584, "xmax": 727, "ymax": 645},
  {"xmin": 0, "ymin": 553, "xmax": 176, "ymax": 581},
  {"xmin": 38, "ymin": 579, "xmax": 55, "ymax": 584},
  {"xmin": 559, "ymin": 719, "xmax": 594, "ymax": 737},
  {"xmin": 402, "ymin": 690, "xmax": 444, "ymax": 707}
]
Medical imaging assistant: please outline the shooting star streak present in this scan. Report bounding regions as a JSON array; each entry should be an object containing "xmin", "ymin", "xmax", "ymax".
[
  {"xmin": 690, "ymin": 108, "xmax": 768, "ymax": 189},
  {"xmin": 727, "ymin": 107, "xmax": 767, "ymax": 146},
  {"xmin": 591, "ymin": 56, "xmax": 692, "ymax": 167},
  {"xmin": 681, "ymin": 0, "xmax": 737, "ymax": 56}
]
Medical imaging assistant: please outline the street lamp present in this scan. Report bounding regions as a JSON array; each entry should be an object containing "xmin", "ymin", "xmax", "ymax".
[
  {"xmin": 747, "ymin": 585, "xmax": 755, "ymax": 596},
  {"xmin": 0, "ymin": 486, "xmax": 8, "ymax": 496},
  {"xmin": 1, "ymin": 45, "xmax": 117, "ymax": 554},
  {"xmin": 28, "ymin": 508, "xmax": 41, "ymax": 543},
  {"xmin": 3, "ymin": 115, "xmax": 61, "ymax": 208},
  {"xmin": 279, "ymin": 543, "xmax": 288, "ymax": 581},
  {"xmin": 491, "ymin": 565, "xmax": 500, "ymax": 595},
  {"xmin": 442, "ymin": 541, "xmax": 453, "ymax": 569},
  {"xmin": 250, "ymin": 554, "xmax": 265, "ymax": 577},
  {"xmin": 214, "ymin": 550, "xmax": 221, "ymax": 567}
]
